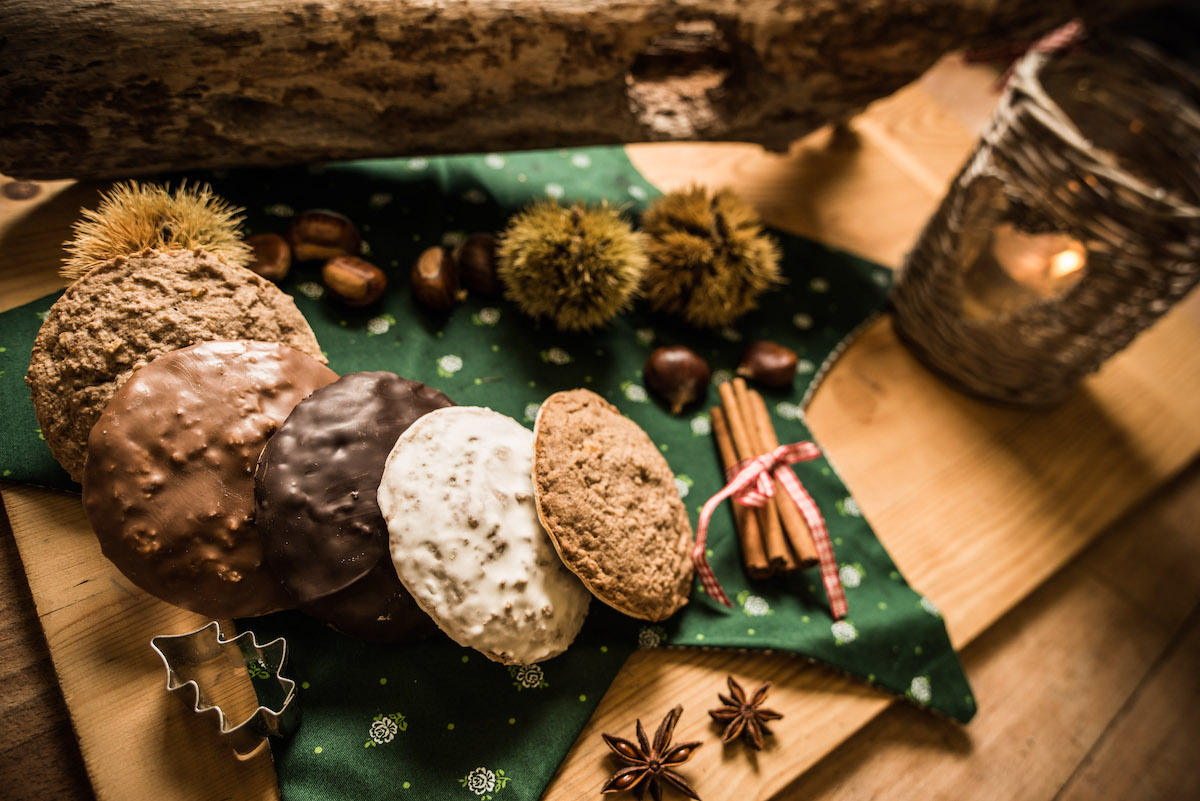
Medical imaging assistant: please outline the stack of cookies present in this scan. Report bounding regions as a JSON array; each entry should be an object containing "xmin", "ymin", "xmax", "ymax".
[{"xmin": 28, "ymin": 245, "xmax": 696, "ymax": 664}]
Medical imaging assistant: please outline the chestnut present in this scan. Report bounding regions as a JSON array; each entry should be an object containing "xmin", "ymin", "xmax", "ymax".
[
  {"xmin": 322, "ymin": 255, "xmax": 387, "ymax": 306},
  {"xmin": 244, "ymin": 232, "xmax": 291, "ymax": 282},
  {"xmin": 737, "ymin": 341, "xmax": 798, "ymax": 388},
  {"xmin": 644, "ymin": 345, "xmax": 711, "ymax": 415},
  {"xmin": 456, "ymin": 233, "xmax": 500, "ymax": 295},
  {"xmin": 412, "ymin": 246, "xmax": 466, "ymax": 311},
  {"xmin": 289, "ymin": 209, "xmax": 361, "ymax": 262}
]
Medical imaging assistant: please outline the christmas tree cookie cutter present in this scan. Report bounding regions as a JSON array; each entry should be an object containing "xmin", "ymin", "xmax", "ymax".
[{"xmin": 151, "ymin": 621, "xmax": 300, "ymax": 759}]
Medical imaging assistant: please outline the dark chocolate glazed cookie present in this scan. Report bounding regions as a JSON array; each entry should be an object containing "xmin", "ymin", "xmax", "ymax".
[
  {"xmin": 83, "ymin": 340, "xmax": 338, "ymax": 618},
  {"xmin": 255, "ymin": 371, "xmax": 453, "ymax": 641}
]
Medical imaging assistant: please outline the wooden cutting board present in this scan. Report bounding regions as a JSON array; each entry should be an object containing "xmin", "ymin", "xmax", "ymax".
[{"xmin": 4, "ymin": 57, "xmax": 1200, "ymax": 801}]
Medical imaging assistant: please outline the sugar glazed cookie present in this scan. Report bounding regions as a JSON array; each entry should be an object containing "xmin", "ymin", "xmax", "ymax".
[
  {"xmin": 83, "ymin": 340, "xmax": 337, "ymax": 618},
  {"xmin": 255, "ymin": 372, "xmax": 454, "ymax": 642},
  {"xmin": 27, "ymin": 247, "xmax": 324, "ymax": 483},
  {"xmin": 378, "ymin": 407, "xmax": 590, "ymax": 664},
  {"xmin": 533, "ymin": 389, "xmax": 694, "ymax": 621}
]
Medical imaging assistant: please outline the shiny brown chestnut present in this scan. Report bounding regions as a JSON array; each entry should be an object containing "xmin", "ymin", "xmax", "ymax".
[
  {"xmin": 456, "ymin": 233, "xmax": 500, "ymax": 295},
  {"xmin": 412, "ymin": 246, "xmax": 466, "ymax": 311},
  {"xmin": 289, "ymin": 210, "xmax": 361, "ymax": 262},
  {"xmin": 736, "ymin": 341, "xmax": 798, "ymax": 388},
  {"xmin": 244, "ymin": 232, "xmax": 292, "ymax": 282},
  {"xmin": 644, "ymin": 345, "xmax": 711, "ymax": 415},
  {"xmin": 322, "ymin": 255, "xmax": 387, "ymax": 306}
]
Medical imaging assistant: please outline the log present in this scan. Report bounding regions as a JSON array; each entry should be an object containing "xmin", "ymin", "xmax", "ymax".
[{"xmin": 0, "ymin": 0, "xmax": 1146, "ymax": 180}]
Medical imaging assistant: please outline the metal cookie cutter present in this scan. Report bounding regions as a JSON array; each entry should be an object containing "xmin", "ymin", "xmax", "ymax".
[{"xmin": 151, "ymin": 621, "xmax": 300, "ymax": 758}]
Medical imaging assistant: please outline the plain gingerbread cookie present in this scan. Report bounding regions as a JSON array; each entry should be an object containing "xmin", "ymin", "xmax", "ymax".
[
  {"xmin": 27, "ymin": 247, "xmax": 324, "ymax": 482},
  {"xmin": 533, "ymin": 389, "xmax": 694, "ymax": 622}
]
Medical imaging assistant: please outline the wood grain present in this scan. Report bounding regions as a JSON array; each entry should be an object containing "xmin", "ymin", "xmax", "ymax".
[
  {"xmin": 0, "ymin": 494, "xmax": 95, "ymax": 801},
  {"xmin": 3, "ymin": 54, "xmax": 1200, "ymax": 801},
  {"xmin": 775, "ymin": 461, "xmax": 1200, "ymax": 801},
  {"xmin": 0, "ymin": 0, "xmax": 1131, "ymax": 179},
  {"xmin": 3, "ymin": 488, "xmax": 280, "ymax": 801}
]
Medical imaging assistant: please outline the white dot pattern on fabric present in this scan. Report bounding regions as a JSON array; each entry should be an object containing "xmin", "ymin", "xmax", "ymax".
[
  {"xmin": 743, "ymin": 595, "xmax": 771, "ymax": 616},
  {"xmin": 775, "ymin": 402, "xmax": 803, "ymax": 421},
  {"xmin": 910, "ymin": 676, "xmax": 932, "ymax": 704},
  {"xmin": 831, "ymin": 620, "xmax": 857, "ymax": 644},
  {"xmin": 623, "ymin": 384, "xmax": 648, "ymax": 403},
  {"xmin": 297, "ymin": 281, "xmax": 324, "ymax": 299}
]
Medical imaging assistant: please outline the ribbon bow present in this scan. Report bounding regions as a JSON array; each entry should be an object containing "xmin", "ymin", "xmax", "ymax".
[{"xmin": 692, "ymin": 442, "xmax": 848, "ymax": 620}]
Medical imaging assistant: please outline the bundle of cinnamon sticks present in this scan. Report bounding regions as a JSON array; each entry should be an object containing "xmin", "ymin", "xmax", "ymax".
[{"xmin": 711, "ymin": 378, "xmax": 818, "ymax": 578}]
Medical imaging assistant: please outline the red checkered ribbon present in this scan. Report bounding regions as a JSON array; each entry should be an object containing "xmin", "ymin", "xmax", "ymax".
[
  {"xmin": 692, "ymin": 442, "xmax": 848, "ymax": 620},
  {"xmin": 966, "ymin": 18, "xmax": 1084, "ymax": 90}
]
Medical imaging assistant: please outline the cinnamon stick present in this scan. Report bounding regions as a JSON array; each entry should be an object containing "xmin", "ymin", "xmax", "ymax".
[
  {"xmin": 748, "ymin": 388, "xmax": 819, "ymax": 567},
  {"xmin": 730, "ymin": 378, "xmax": 796, "ymax": 573},
  {"xmin": 711, "ymin": 406, "xmax": 771, "ymax": 579}
]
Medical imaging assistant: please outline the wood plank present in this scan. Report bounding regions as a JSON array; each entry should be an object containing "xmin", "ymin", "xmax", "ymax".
[
  {"xmin": 805, "ymin": 300, "xmax": 1200, "ymax": 648},
  {"xmin": 0, "ymin": 490, "xmax": 95, "ymax": 801},
  {"xmin": 0, "ymin": 180, "xmax": 97, "ymax": 308},
  {"xmin": 773, "ymin": 461, "xmax": 1200, "ymax": 801},
  {"xmin": 1057, "ymin": 610, "xmax": 1200, "ymax": 801}
]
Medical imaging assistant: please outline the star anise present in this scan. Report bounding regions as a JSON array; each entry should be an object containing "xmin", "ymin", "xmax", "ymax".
[
  {"xmin": 601, "ymin": 704, "xmax": 702, "ymax": 800},
  {"xmin": 708, "ymin": 676, "xmax": 783, "ymax": 750}
]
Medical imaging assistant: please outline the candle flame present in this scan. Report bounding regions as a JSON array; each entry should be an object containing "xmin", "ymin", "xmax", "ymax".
[{"xmin": 1049, "ymin": 248, "xmax": 1085, "ymax": 279}]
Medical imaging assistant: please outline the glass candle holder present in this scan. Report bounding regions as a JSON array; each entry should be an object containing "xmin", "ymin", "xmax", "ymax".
[{"xmin": 890, "ymin": 36, "xmax": 1200, "ymax": 406}]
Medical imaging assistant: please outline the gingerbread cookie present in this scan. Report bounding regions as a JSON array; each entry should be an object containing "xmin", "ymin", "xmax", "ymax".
[
  {"xmin": 378, "ymin": 406, "xmax": 590, "ymax": 664},
  {"xmin": 83, "ymin": 340, "xmax": 337, "ymax": 618},
  {"xmin": 255, "ymin": 372, "xmax": 453, "ymax": 642},
  {"xmin": 27, "ymin": 247, "xmax": 324, "ymax": 482},
  {"xmin": 533, "ymin": 389, "xmax": 694, "ymax": 621}
]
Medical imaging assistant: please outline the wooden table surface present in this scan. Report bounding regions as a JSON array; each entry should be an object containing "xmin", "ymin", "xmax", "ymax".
[{"xmin": 2, "ymin": 56, "xmax": 1199, "ymax": 801}]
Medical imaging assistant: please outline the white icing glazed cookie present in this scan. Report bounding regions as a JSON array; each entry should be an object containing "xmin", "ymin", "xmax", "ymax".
[{"xmin": 378, "ymin": 406, "xmax": 590, "ymax": 664}]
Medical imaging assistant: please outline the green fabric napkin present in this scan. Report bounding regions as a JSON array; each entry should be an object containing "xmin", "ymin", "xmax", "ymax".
[{"xmin": 0, "ymin": 147, "xmax": 974, "ymax": 801}]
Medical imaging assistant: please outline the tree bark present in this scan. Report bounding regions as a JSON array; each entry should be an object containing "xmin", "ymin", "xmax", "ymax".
[{"xmin": 0, "ymin": 0, "xmax": 1144, "ymax": 179}]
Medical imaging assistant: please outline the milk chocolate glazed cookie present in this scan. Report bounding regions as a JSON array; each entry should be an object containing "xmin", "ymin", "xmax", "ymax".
[{"xmin": 83, "ymin": 340, "xmax": 336, "ymax": 618}]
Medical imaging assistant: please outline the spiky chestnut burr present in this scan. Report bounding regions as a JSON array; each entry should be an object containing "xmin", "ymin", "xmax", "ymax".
[
  {"xmin": 641, "ymin": 186, "xmax": 782, "ymax": 328},
  {"xmin": 61, "ymin": 181, "xmax": 251, "ymax": 280},
  {"xmin": 497, "ymin": 201, "xmax": 646, "ymax": 332}
]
